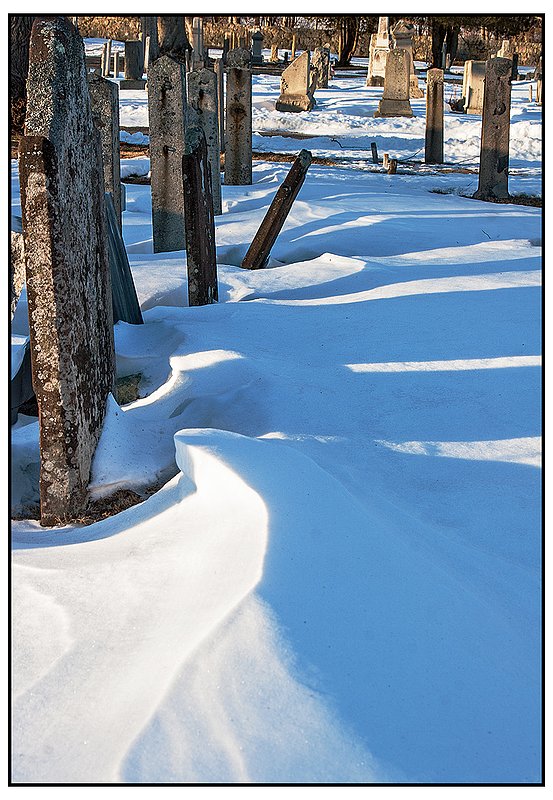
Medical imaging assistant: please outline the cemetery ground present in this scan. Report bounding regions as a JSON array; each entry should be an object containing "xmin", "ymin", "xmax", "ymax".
[{"xmin": 10, "ymin": 46, "xmax": 542, "ymax": 784}]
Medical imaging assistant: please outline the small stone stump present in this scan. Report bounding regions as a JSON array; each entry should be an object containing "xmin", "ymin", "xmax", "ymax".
[
  {"xmin": 225, "ymin": 48, "xmax": 252, "ymax": 185},
  {"xmin": 425, "ymin": 68, "xmax": 444, "ymax": 164},
  {"xmin": 275, "ymin": 51, "xmax": 316, "ymax": 112},
  {"xmin": 19, "ymin": 16, "xmax": 115, "ymax": 526},
  {"xmin": 374, "ymin": 49, "xmax": 413, "ymax": 118},
  {"xmin": 147, "ymin": 53, "xmax": 188, "ymax": 251},
  {"xmin": 242, "ymin": 149, "xmax": 312, "ymax": 270},
  {"xmin": 474, "ymin": 57, "xmax": 513, "ymax": 201},
  {"xmin": 183, "ymin": 127, "xmax": 218, "ymax": 306}
]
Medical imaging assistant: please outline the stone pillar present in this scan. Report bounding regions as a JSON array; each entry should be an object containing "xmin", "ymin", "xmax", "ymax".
[
  {"xmin": 88, "ymin": 74, "xmax": 123, "ymax": 229},
  {"xmin": 392, "ymin": 20, "xmax": 423, "ymax": 98},
  {"xmin": 242, "ymin": 149, "xmax": 312, "ymax": 270},
  {"xmin": 276, "ymin": 51, "xmax": 316, "ymax": 112},
  {"xmin": 101, "ymin": 40, "xmax": 112, "ymax": 77},
  {"xmin": 113, "ymin": 50, "xmax": 121, "ymax": 78},
  {"xmin": 312, "ymin": 47, "xmax": 329, "ymax": 89},
  {"xmin": 366, "ymin": 16, "xmax": 390, "ymax": 86},
  {"xmin": 374, "ymin": 49, "xmax": 413, "ymax": 117},
  {"xmin": 121, "ymin": 40, "xmax": 145, "ymax": 89},
  {"xmin": 474, "ymin": 57, "xmax": 512, "ymax": 201},
  {"xmin": 251, "ymin": 30, "xmax": 263, "ymax": 64},
  {"xmin": 271, "ymin": 43, "xmax": 279, "ymax": 62},
  {"xmin": 462, "ymin": 60, "xmax": 486, "ymax": 114},
  {"xmin": 192, "ymin": 16, "xmax": 204, "ymax": 66},
  {"xmin": 424, "ymin": 68, "xmax": 444, "ymax": 164},
  {"xmin": 291, "ymin": 34, "xmax": 297, "ymax": 60},
  {"xmin": 19, "ymin": 17, "xmax": 115, "ymax": 526},
  {"xmin": 182, "ymin": 126, "xmax": 218, "ymax": 306},
  {"xmin": 224, "ymin": 48, "xmax": 252, "ymax": 185},
  {"xmin": 141, "ymin": 16, "xmax": 159, "ymax": 69},
  {"xmin": 147, "ymin": 54, "xmax": 188, "ymax": 251},
  {"xmin": 187, "ymin": 67, "xmax": 222, "ymax": 215},
  {"xmin": 215, "ymin": 58, "xmax": 225, "ymax": 154}
]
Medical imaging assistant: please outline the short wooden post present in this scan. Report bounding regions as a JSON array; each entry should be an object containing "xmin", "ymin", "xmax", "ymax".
[
  {"xmin": 425, "ymin": 68, "xmax": 444, "ymax": 164},
  {"xmin": 371, "ymin": 142, "xmax": 379, "ymax": 163},
  {"xmin": 182, "ymin": 127, "xmax": 218, "ymax": 305},
  {"xmin": 383, "ymin": 152, "xmax": 389, "ymax": 169},
  {"xmin": 387, "ymin": 158, "xmax": 397, "ymax": 174},
  {"xmin": 241, "ymin": 149, "xmax": 312, "ymax": 270}
]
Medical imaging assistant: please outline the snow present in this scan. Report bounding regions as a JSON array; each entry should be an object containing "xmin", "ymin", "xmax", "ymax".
[{"xmin": 10, "ymin": 54, "xmax": 542, "ymax": 785}]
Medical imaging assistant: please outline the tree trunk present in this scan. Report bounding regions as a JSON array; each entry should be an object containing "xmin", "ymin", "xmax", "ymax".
[
  {"xmin": 445, "ymin": 27, "xmax": 459, "ymax": 65},
  {"xmin": 157, "ymin": 16, "xmax": 191, "ymax": 61},
  {"xmin": 10, "ymin": 15, "xmax": 36, "ymax": 134},
  {"xmin": 337, "ymin": 17, "xmax": 359, "ymax": 66},
  {"xmin": 430, "ymin": 19, "xmax": 447, "ymax": 67}
]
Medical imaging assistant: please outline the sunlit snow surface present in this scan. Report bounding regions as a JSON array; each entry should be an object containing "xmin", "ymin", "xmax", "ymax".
[{"xmin": 11, "ymin": 50, "xmax": 542, "ymax": 785}]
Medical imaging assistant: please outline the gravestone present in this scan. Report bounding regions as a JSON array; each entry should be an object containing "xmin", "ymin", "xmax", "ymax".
[
  {"xmin": 271, "ymin": 43, "xmax": 279, "ymax": 62},
  {"xmin": 10, "ymin": 215, "xmax": 25, "ymax": 319},
  {"xmin": 19, "ymin": 16, "xmax": 115, "ymax": 526},
  {"xmin": 366, "ymin": 16, "xmax": 390, "ymax": 87},
  {"xmin": 187, "ymin": 67, "xmax": 222, "ymax": 215},
  {"xmin": 192, "ymin": 16, "xmax": 204, "ymax": 67},
  {"xmin": 474, "ymin": 57, "xmax": 513, "ymax": 201},
  {"xmin": 251, "ymin": 30, "xmax": 263, "ymax": 64},
  {"xmin": 425, "ymin": 68, "xmax": 444, "ymax": 164},
  {"xmin": 462, "ymin": 60, "xmax": 486, "ymax": 114},
  {"xmin": 374, "ymin": 49, "xmax": 413, "ymax": 117},
  {"xmin": 312, "ymin": 47, "xmax": 330, "ymax": 89},
  {"xmin": 147, "ymin": 54, "xmax": 188, "ymax": 251},
  {"xmin": 222, "ymin": 37, "xmax": 230, "ymax": 64},
  {"xmin": 392, "ymin": 20, "xmax": 424, "ymax": 98},
  {"xmin": 275, "ymin": 51, "xmax": 316, "ymax": 112},
  {"xmin": 182, "ymin": 126, "xmax": 218, "ymax": 306},
  {"xmin": 105, "ymin": 193, "xmax": 143, "ymax": 325},
  {"xmin": 121, "ymin": 40, "xmax": 145, "ymax": 89},
  {"xmin": 101, "ymin": 40, "xmax": 112, "ymax": 77},
  {"xmin": 113, "ymin": 50, "xmax": 121, "ymax": 78},
  {"xmin": 225, "ymin": 48, "xmax": 252, "ymax": 185},
  {"xmin": 242, "ymin": 149, "xmax": 312, "ymax": 270},
  {"xmin": 142, "ymin": 15, "xmax": 159, "ymax": 70},
  {"xmin": 88, "ymin": 73, "xmax": 122, "ymax": 228},
  {"xmin": 215, "ymin": 58, "xmax": 225, "ymax": 154},
  {"xmin": 495, "ymin": 39, "xmax": 513, "ymax": 59}
]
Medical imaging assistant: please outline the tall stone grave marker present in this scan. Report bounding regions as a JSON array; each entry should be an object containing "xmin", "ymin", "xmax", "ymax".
[
  {"xmin": 182, "ymin": 127, "xmax": 218, "ymax": 306},
  {"xmin": 312, "ymin": 47, "xmax": 330, "ymax": 89},
  {"xmin": 187, "ymin": 67, "xmax": 222, "ymax": 215},
  {"xmin": 141, "ymin": 15, "xmax": 159, "ymax": 70},
  {"xmin": 19, "ymin": 17, "xmax": 115, "ymax": 526},
  {"xmin": 462, "ymin": 60, "xmax": 486, "ymax": 114},
  {"xmin": 225, "ymin": 48, "xmax": 252, "ymax": 185},
  {"xmin": 425, "ymin": 68, "xmax": 444, "ymax": 164},
  {"xmin": 88, "ymin": 73, "xmax": 122, "ymax": 228},
  {"xmin": 366, "ymin": 16, "xmax": 390, "ymax": 86},
  {"xmin": 147, "ymin": 53, "xmax": 188, "ymax": 251},
  {"xmin": 374, "ymin": 49, "xmax": 413, "ymax": 117},
  {"xmin": 392, "ymin": 20, "xmax": 424, "ymax": 98},
  {"xmin": 251, "ymin": 30, "xmax": 264, "ymax": 64},
  {"xmin": 192, "ymin": 16, "xmax": 204, "ymax": 66},
  {"xmin": 275, "ymin": 51, "xmax": 316, "ymax": 112},
  {"xmin": 121, "ymin": 40, "xmax": 146, "ymax": 89},
  {"xmin": 215, "ymin": 58, "xmax": 225, "ymax": 153},
  {"xmin": 474, "ymin": 57, "xmax": 513, "ymax": 201}
]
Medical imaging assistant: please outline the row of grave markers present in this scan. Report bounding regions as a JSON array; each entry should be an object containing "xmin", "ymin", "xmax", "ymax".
[{"xmin": 14, "ymin": 16, "xmax": 534, "ymax": 525}]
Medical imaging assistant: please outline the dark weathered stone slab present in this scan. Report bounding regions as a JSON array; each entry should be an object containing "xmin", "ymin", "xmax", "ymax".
[
  {"xmin": 183, "ymin": 127, "xmax": 218, "ymax": 305},
  {"xmin": 147, "ymin": 53, "xmax": 188, "ymax": 251},
  {"xmin": 187, "ymin": 67, "xmax": 222, "ymax": 215},
  {"xmin": 241, "ymin": 149, "xmax": 312, "ymax": 270},
  {"xmin": 88, "ymin": 73, "xmax": 122, "ymax": 227},
  {"xmin": 276, "ymin": 51, "xmax": 315, "ymax": 112},
  {"xmin": 474, "ymin": 57, "xmax": 513, "ymax": 201},
  {"xmin": 19, "ymin": 16, "xmax": 115, "ymax": 526},
  {"xmin": 225, "ymin": 48, "xmax": 252, "ymax": 185},
  {"xmin": 425, "ymin": 68, "xmax": 444, "ymax": 164}
]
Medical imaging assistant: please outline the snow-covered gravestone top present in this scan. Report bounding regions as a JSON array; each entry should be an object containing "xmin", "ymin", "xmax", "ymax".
[
  {"xmin": 374, "ymin": 49, "xmax": 413, "ymax": 118},
  {"xmin": 18, "ymin": 16, "xmax": 115, "ymax": 527},
  {"xmin": 275, "ymin": 51, "xmax": 316, "ymax": 112}
]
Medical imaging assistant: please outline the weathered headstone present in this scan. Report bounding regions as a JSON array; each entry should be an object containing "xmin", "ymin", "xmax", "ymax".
[
  {"xmin": 241, "ymin": 149, "xmax": 312, "ymax": 270},
  {"xmin": 113, "ymin": 50, "xmax": 121, "ymax": 78},
  {"xmin": 88, "ymin": 73, "xmax": 122, "ymax": 228},
  {"xmin": 183, "ymin": 126, "xmax": 218, "ymax": 306},
  {"xmin": 366, "ymin": 16, "xmax": 390, "ymax": 87},
  {"xmin": 19, "ymin": 16, "xmax": 115, "ymax": 526},
  {"xmin": 121, "ymin": 40, "xmax": 145, "ymax": 89},
  {"xmin": 425, "ymin": 68, "xmax": 444, "ymax": 164},
  {"xmin": 270, "ymin": 43, "xmax": 279, "ymax": 62},
  {"xmin": 275, "ymin": 51, "xmax": 316, "ymax": 112},
  {"xmin": 222, "ymin": 37, "xmax": 230, "ymax": 64},
  {"xmin": 105, "ymin": 193, "xmax": 143, "ymax": 325},
  {"xmin": 142, "ymin": 15, "xmax": 159, "ymax": 70},
  {"xmin": 311, "ymin": 47, "xmax": 330, "ymax": 89},
  {"xmin": 374, "ymin": 49, "xmax": 413, "ymax": 118},
  {"xmin": 495, "ymin": 39, "xmax": 513, "ymax": 59},
  {"xmin": 462, "ymin": 60, "xmax": 486, "ymax": 114},
  {"xmin": 147, "ymin": 54, "xmax": 188, "ymax": 251},
  {"xmin": 251, "ymin": 30, "xmax": 263, "ymax": 64},
  {"xmin": 101, "ymin": 40, "xmax": 112, "ymax": 77},
  {"xmin": 392, "ymin": 20, "xmax": 424, "ymax": 98},
  {"xmin": 474, "ymin": 57, "xmax": 512, "ymax": 201},
  {"xmin": 187, "ymin": 66, "xmax": 222, "ymax": 215},
  {"xmin": 192, "ymin": 16, "xmax": 204, "ymax": 67},
  {"xmin": 225, "ymin": 48, "xmax": 252, "ymax": 185},
  {"xmin": 215, "ymin": 57, "xmax": 225, "ymax": 154}
]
